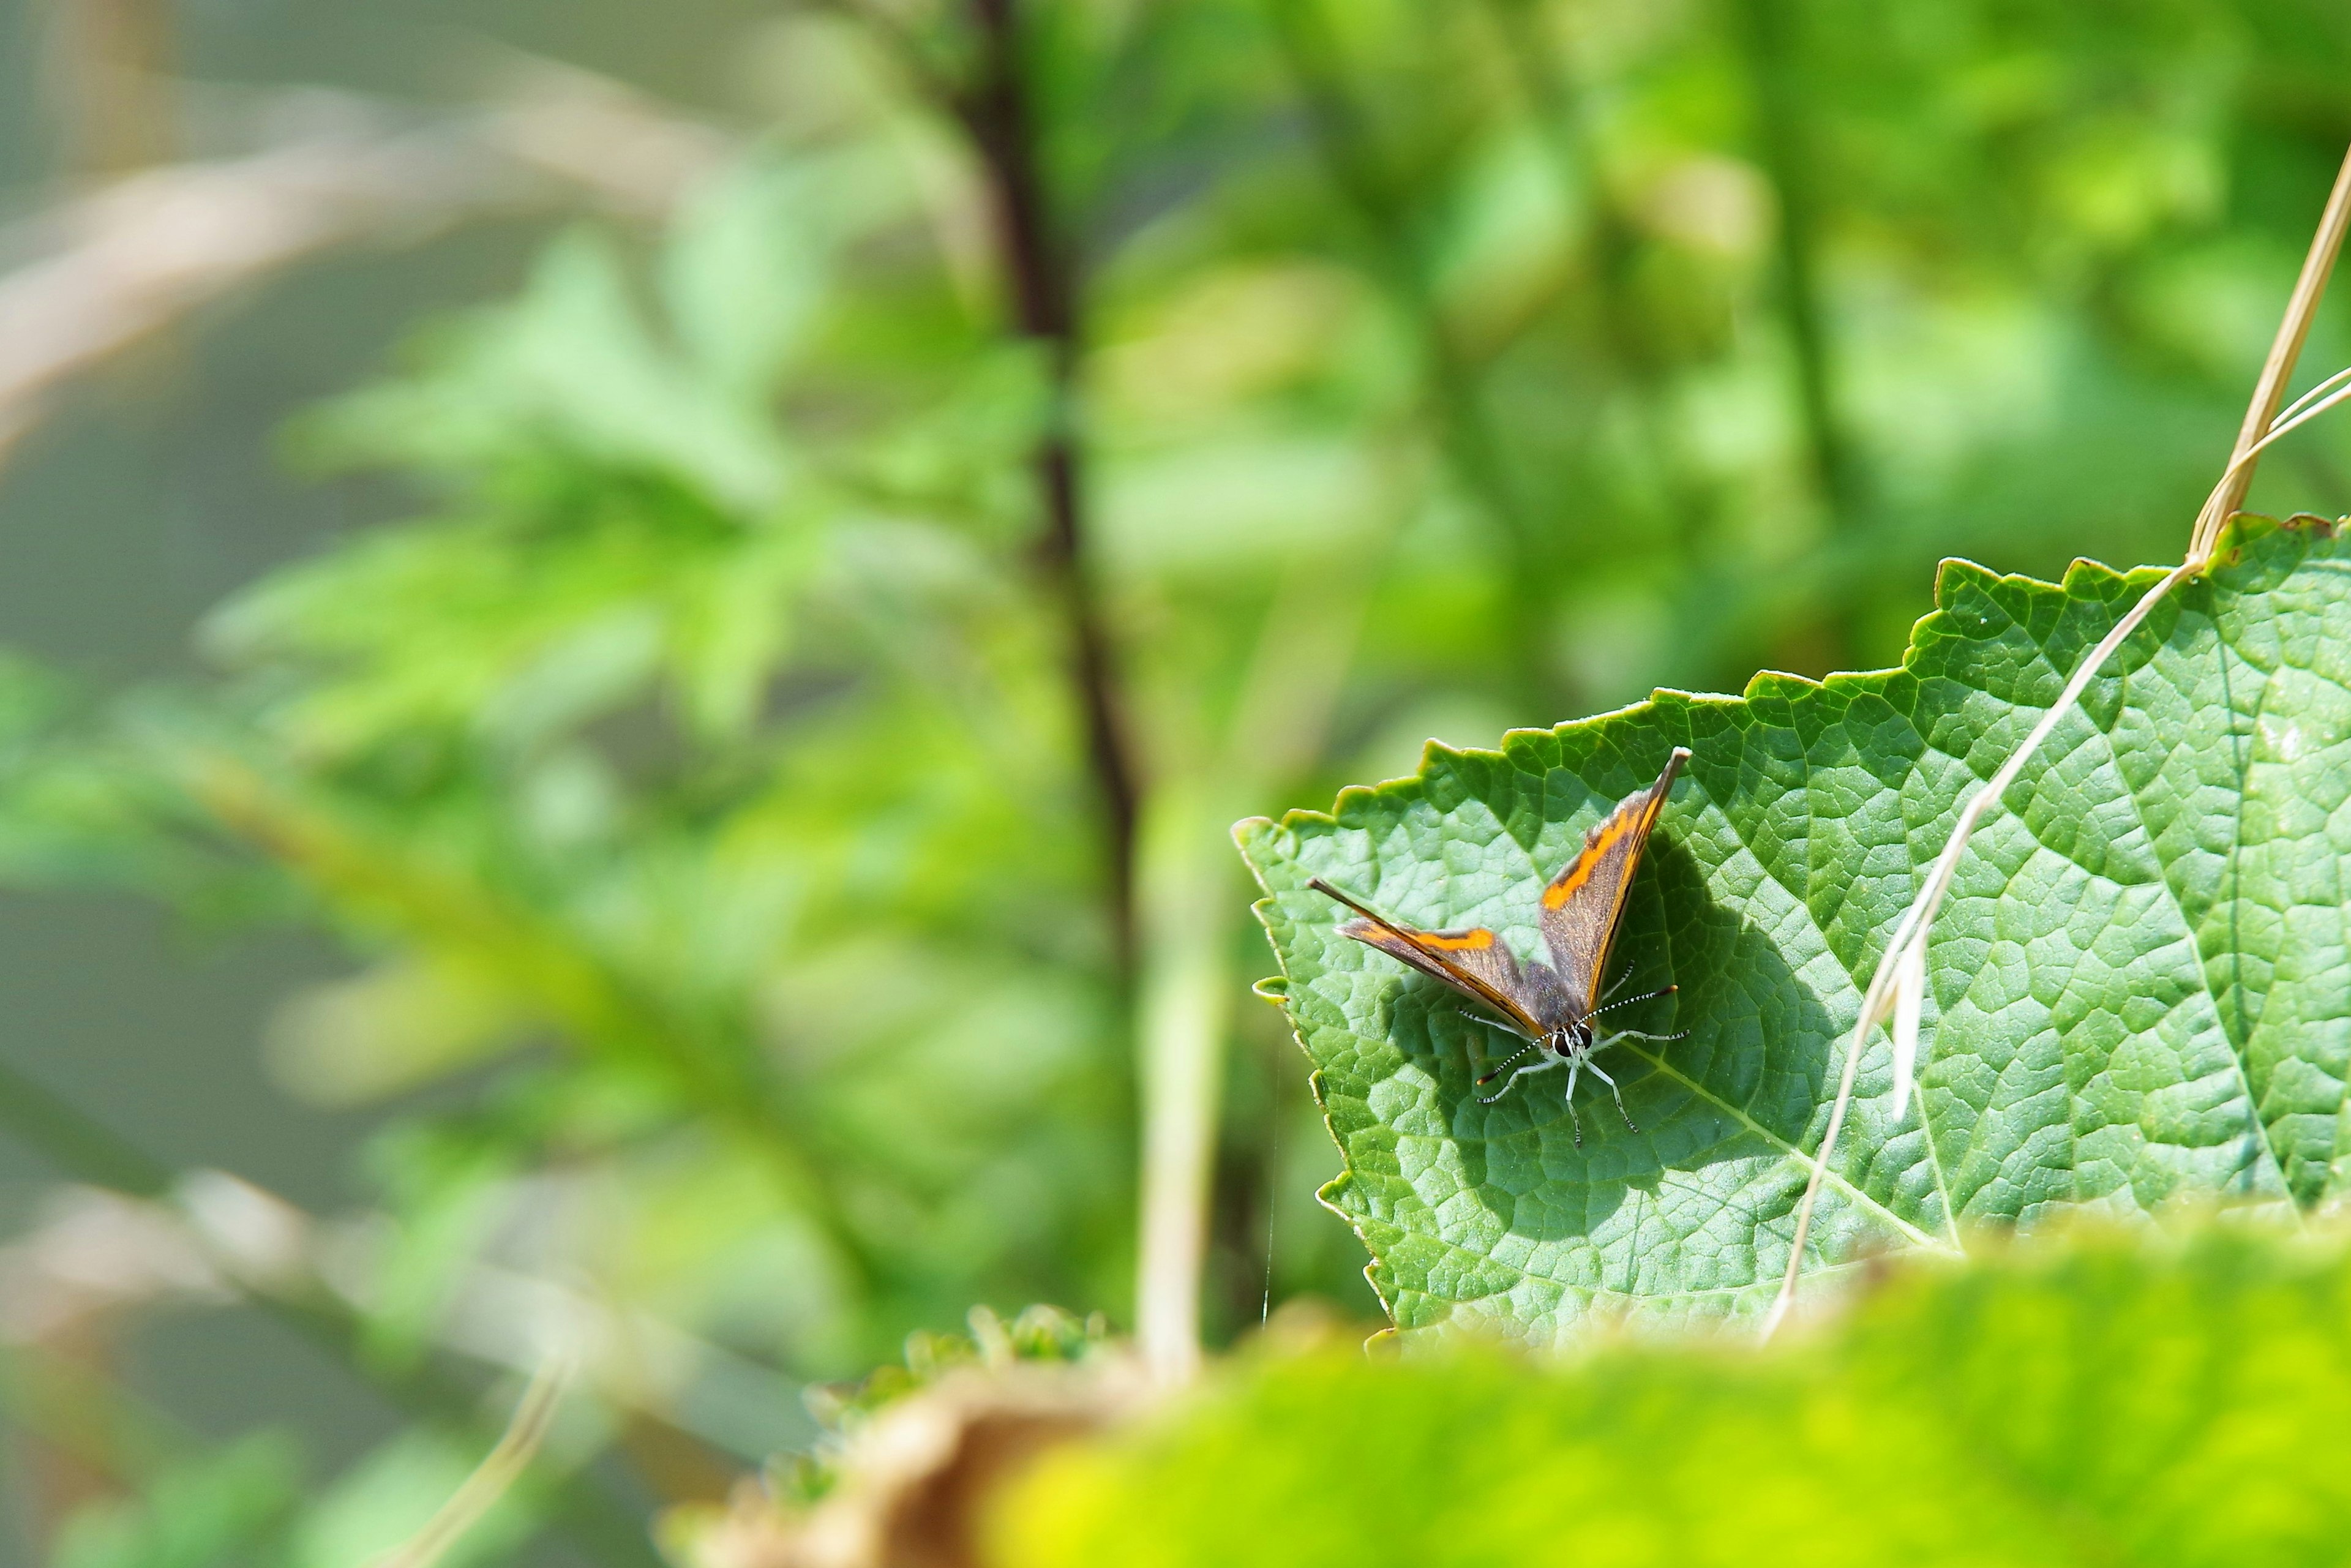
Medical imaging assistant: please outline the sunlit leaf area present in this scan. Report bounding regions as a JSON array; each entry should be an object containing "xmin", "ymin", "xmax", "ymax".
[
  {"xmin": 1243, "ymin": 516, "xmax": 2351, "ymax": 1343},
  {"xmin": 2, "ymin": 0, "xmax": 2350, "ymax": 1562}
]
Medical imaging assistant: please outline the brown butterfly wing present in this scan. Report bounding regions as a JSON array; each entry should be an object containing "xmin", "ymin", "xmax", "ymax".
[
  {"xmin": 1307, "ymin": 877, "xmax": 1546, "ymax": 1039},
  {"xmin": 1537, "ymin": 748, "xmax": 1689, "ymax": 1020}
]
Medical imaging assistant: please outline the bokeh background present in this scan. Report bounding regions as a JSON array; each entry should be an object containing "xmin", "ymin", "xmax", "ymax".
[{"xmin": 1, "ymin": 0, "xmax": 2349, "ymax": 1561}]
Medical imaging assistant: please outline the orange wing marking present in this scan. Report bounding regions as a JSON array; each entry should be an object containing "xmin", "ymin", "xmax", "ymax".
[
  {"xmin": 1306, "ymin": 876, "xmax": 1545, "ymax": 1038},
  {"xmin": 1542, "ymin": 809, "xmax": 1649, "ymax": 910}
]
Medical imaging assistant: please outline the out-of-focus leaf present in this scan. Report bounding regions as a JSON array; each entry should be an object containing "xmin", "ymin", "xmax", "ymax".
[
  {"xmin": 995, "ymin": 1218, "xmax": 2351, "ymax": 1568},
  {"xmin": 51, "ymin": 1435, "xmax": 301, "ymax": 1568},
  {"xmin": 298, "ymin": 229, "xmax": 792, "ymax": 511},
  {"xmin": 201, "ymin": 491, "xmax": 820, "ymax": 759},
  {"xmin": 287, "ymin": 1428, "xmax": 542, "ymax": 1568},
  {"xmin": 266, "ymin": 956, "xmax": 530, "ymax": 1106},
  {"xmin": 1239, "ymin": 516, "xmax": 2351, "ymax": 1344},
  {"xmin": 660, "ymin": 153, "xmax": 904, "ymax": 406}
]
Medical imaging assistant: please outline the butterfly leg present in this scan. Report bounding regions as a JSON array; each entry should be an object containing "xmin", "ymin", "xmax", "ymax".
[
  {"xmin": 1562, "ymin": 1057, "xmax": 1586, "ymax": 1148},
  {"xmin": 1583, "ymin": 1057, "xmax": 1639, "ymax": 1135},
  {"xmin": 1476, "ymin": 1054, "xmax": 1560, "ymax": 1105},
  {"xmin": 1603, "ymin": 1027, "xmax": 1689, "ymax": 1045}
]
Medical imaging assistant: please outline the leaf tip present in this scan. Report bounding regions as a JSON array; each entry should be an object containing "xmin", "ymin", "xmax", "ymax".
[{"xmin": 1742, "ymin": 669, "xmax": 1824, "ymax": 701}]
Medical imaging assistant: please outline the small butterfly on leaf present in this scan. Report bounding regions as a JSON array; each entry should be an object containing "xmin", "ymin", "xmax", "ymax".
[{"xmin": 1311, "ymin": 747, "xmax": 1690, "ymax": 1147}]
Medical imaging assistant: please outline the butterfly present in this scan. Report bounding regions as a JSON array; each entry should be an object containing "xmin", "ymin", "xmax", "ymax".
[{"xmin": 1309, "ymin": 746, "xmax": 1690, "ymax": 1147}]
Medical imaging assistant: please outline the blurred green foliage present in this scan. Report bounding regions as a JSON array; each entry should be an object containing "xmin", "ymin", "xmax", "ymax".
[
  {"xmin": 47, "ymin": 1439, "xmax": 298, "ymax": 1568},
  {"xmin": 36, "ymin": 1427, "xmax": 545, "ymax": 1568},
  {"xmin": 4, "ymin": 0, "xmax": 2351, "ymax": 1559},
  {"xmin": 997, "ymin": 1217, "xmax": 2351, "ymax": 1568}
]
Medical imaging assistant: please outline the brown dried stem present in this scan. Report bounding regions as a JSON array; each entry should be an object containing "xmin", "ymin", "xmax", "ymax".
[
  {"xmin": 954, "ymin": 0, "xmax": 1144, "ymax": 978},
  {"xmin": 0, "ymin": 78, "xmax": 727, "ymax": 467},
  {"xmin": 2199, "ymin": 147, "xmax": 2351, "ymax": 558}
]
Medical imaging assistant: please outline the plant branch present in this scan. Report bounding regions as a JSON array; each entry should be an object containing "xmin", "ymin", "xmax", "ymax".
[
  {"xmin": 1133, "ymin": 514, "xmax": 1393, "ymax": 1380},
  {"xmin": 47, "ymin": 0, "xmax": 177, "ymax": 177},
  {"xmin": 0, "ymin": 1048, "xmax": 174, "ymax": 1198},
  {"xmin": 1133, "ymin": 796, "xmax": 1239, "ymax": 1383},
  {"xmin": 1760, "ymin": 555, "xmax": 2192, "ymax": 1336},
  {"xmin": 953, "ymin": 0, "xmax": 1144, "ymax": 977}
]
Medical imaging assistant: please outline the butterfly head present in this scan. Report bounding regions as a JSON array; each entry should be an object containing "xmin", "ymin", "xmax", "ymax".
[{"xmin": 1547, "ymin": 1020, "xmax": 1595, "ymax": 1058}]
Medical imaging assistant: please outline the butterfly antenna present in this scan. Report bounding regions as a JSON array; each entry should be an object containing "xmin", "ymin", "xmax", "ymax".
[
  {"xmin": 1588, "ymin": 984, "xmax": 1676, "ymax": 1019},
  {"xmin": 1475, "ymin": 1040, "xmax": 1540, "ymax": 1086},
  {"xmin": 1460, "ymin": 1007, "xmax": 1535, "ymax": 1044}
]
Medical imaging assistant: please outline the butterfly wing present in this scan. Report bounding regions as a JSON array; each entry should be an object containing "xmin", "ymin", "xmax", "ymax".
[
  {"xmin": 1308, "ymin": 877, "xmax": 1546, "ymax": 1039},
  {"xmin": 1537, "ymin": 747, "xmax": 1689, "ymax": 1020}
]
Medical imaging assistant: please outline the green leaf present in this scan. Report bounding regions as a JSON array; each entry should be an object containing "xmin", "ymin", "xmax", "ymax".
[
  {"xmin": 995, "ymin": 1219, "xmax": 2351, "ymax": 1568},
  {"xmin": 1235, "ymin": 515, "xmax": 2351, "ymax": 1343},
  {"xmin": 52, "ymin": 1435, "xmax": 301, "ymax": 1568}
]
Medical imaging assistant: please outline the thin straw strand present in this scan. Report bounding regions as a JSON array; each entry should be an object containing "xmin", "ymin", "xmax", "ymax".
[{"xmin": 366, "ymin": 1352, "xmax": 576, "ymax": 1568}]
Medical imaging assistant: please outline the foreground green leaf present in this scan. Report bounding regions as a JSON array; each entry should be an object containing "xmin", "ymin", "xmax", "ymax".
[
  {"xmin": 997, "ymin": 1220, "xmax": 2351, "ymax": 1568},
  {"xmin": 1237, "ymin": 515, "xmax": 2351, "ymax": 1342}
]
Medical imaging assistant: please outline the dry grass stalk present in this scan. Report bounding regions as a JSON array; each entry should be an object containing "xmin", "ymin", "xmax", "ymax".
[
  {"xmin": 365, "ymin": 1352, "xmax": 577, "ymax": 1568},
  {"xmin": 0, "ymin": 72, "xmax": 728, "ymax": 464}
]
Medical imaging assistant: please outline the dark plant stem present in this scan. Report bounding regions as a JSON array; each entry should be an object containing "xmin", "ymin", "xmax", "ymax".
[
  {"xmin": 1731, "ymin": 0, "xmax": 1865, "ymax": 676},
  {"xmin": 0, "ymin": 1052, "xmax": 663, "ymax": 1568},
  {"xmin": 1479, "ymin": 0, "xmax": 1708, "ymax": 544},
  {"xmin": 1734, "ymin": 0, "xmax": 1853, "ymax": 514},
  {"xmin": 956, "ymin": 0, "xmax": 1142, "ymax": 976},
  {"xmin": 0, "ymin": 1052, "xmax": 168, "ymax": 1198},
  {"xmin": 1487, "ymin": 0, "xmax": 1645, "ymax": 375},
  {"xmin": 1731, "ymin": 0, "xmax": 1858, "ymax": 536},
  {"xmin": 1265, "ymin": 0, "xmax": 1560, "ymax": 716}
]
